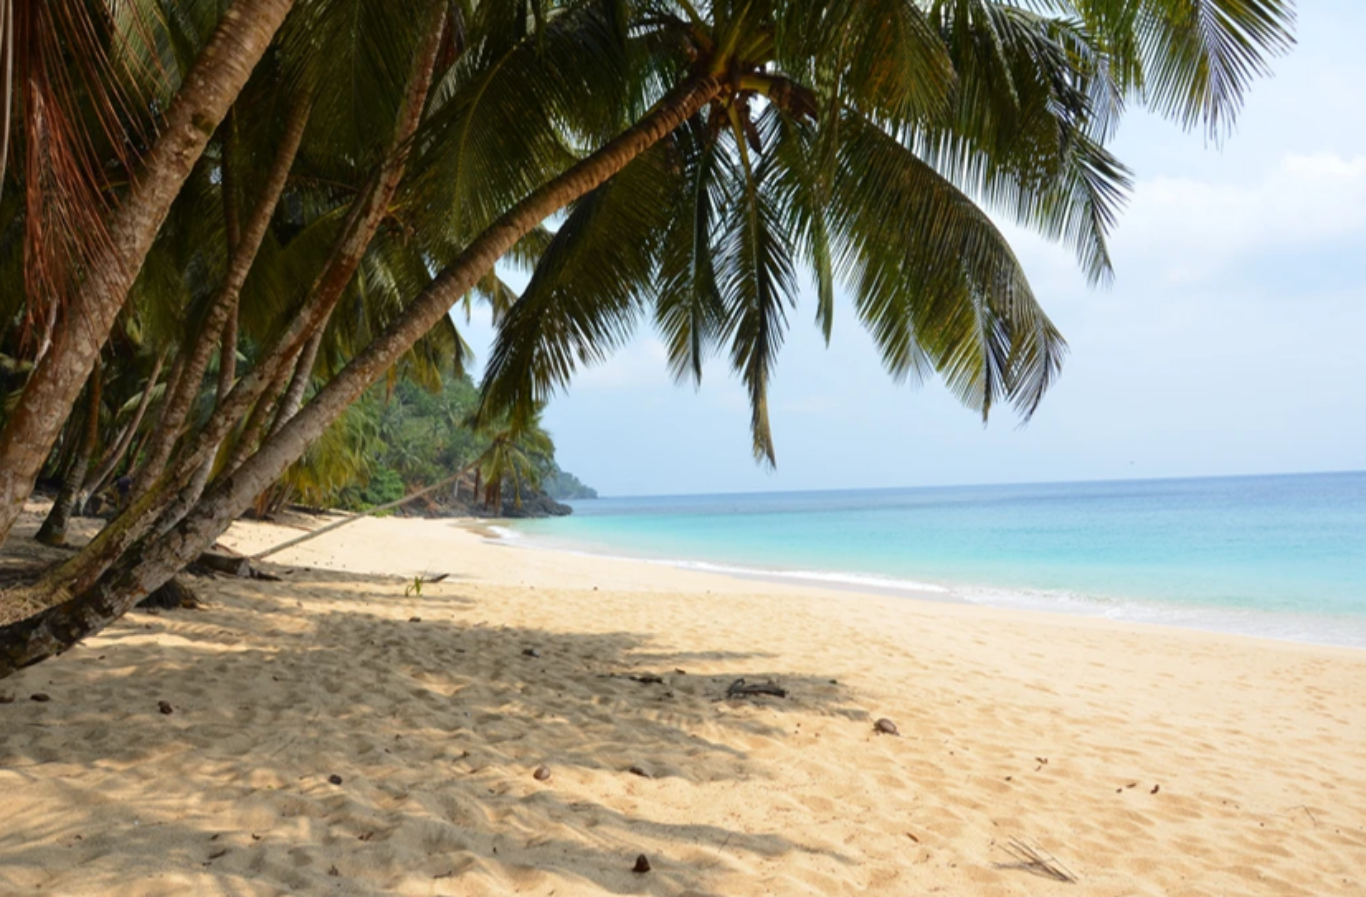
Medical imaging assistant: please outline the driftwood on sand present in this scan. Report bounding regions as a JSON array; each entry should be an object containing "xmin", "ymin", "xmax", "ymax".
[
  {"xmin": 194, "ymin": 550, "xmax": 253, "ymax": 578},
  {"xmin": 251, "ymin": 460, "xmax": 483, "ymax": 561},
  {"xmin": 725, "ymin": 678, "xmax": 788, "ymax": 699}
]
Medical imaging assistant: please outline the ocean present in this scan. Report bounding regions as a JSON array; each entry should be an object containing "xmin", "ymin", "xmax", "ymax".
[{"xmin": 503, "ymin": 471, "xmax": 1366, "ymax": 650}]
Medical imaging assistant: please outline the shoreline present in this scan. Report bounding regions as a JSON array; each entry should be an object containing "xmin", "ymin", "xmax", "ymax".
[
  {"xmin": 473, "ymin": 523, "xmax": 968, "ymax": 605},
  {"xmin": 481, "ymin": 518, "xmax": 1366, "ymax": 653},
  {"xmin": 4, "ymin": 507, "xmax": 1365, "ymax": 895}
]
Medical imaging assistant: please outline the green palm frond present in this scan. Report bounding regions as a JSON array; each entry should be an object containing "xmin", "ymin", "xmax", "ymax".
[
  {"xmin": 915, "ymin": 2, "xmax": 1133, "ymax": 284},
  {"xmin": 278, "ymin": 0, "xmax": 435, "ymax": 175},
  {"xmin": 236, "ymin": 204, "xmax": 348, "ymax": 342},
  {"xmin": 767, "ymin": 107, "xmax": 835, "ymax": 342},
  {"xmin": 479, "ymin": 139, "xmax": 679, "ymax": 423},
  {"xmin": 654, "ymin": 115, "xmax": 729, "ymax": 384},
  {"xmin": 404, "ymin": 0, "xmax": 630, "ymax": 251},
  {"xmin": 1076, "ymin": 0, "xmax": 1295, "ymax": 139},
  {"xmin": 469, "ymin": 269, "xmax": 520, "ymax": 323},
  {"xmin": 776, "ymin": 0, "xmax": 957, "ymax": 125},
  {"xmin": 718, "ymin": 105, "xmax": 799, "ymax": 465},
  {"xmin": 502, "ymin": 225, "xmax": 557, "ymax": 272},
  {"xmin": 830, "ymin": 110, "xmax": 1065, "ymax": 421}
]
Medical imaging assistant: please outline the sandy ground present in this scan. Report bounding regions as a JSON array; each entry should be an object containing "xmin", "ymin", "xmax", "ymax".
[{"xmin": 2, "ymin": 502, "xmax": 1365, "ymax": 896}]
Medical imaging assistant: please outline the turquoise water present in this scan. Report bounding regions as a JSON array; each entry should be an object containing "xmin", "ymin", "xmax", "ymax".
[{"xmin": 507, "ymin": 472, "xmax": 1366, "ymax": 649}]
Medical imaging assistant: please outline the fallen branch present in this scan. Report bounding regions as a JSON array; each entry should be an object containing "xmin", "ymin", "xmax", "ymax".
[
  {"xmin": 599, "ymin": 673, "xmax": 665, "ymax": 685},
  {"xmin": 251, "ymin": 460, "xmax": 481, "ymax": 560},
  {"xmin": 725, "ymin": 678, "xmax": 788, "ymax": 699},
  {"xmin": 196, "ymin": 550, "xmax": 253, "ymax": 578}
]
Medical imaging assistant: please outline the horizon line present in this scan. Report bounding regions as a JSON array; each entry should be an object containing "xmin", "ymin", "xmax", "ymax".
[{"xmin": 578, "ymin": 467, "xmax": 1365, "ymax": 502}]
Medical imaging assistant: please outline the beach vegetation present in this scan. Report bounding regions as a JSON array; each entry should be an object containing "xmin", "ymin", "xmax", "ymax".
[{"xmin": 0, "ymin": 0, "xmax": 1296, "ymax": 676}]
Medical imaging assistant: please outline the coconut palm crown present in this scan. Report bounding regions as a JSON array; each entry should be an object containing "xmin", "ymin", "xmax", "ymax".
[{"xmin": 475, "ymin": 0, "xmax": 1293, "ymax": 463}]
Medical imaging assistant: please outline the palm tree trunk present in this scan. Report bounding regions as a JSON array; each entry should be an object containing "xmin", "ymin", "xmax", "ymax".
[
  {"xmin": 0, "ymin": 74, "xmax": 723, "ymax": 679},
  {"xmin": 35, "ymin": 359, "xmax": 101, "ymax": 547},
  {"xmin": 174, "ymin": 118, "xmax": 250, "ymax": 522},
  {"xmin": 267, "ymin": 329, "xmax": 322, "ymax": 439},
  {"xmin": 0, "ymin": 0, "xmax": 300, "ymax": 551},
  {"xmin": 165, "ymin": 306, "xmax": 241, "ymax": 535},
  {"xmin": 170, "ymin": 115, "xmax": 242, "ymax": 507},
  {"xmin": 155, "ymin": 1, "xmax": 451, "ymax": 502},
  {"xmin": 82, "ymin": 350, "xmax": 167, "ymax": 505},
  {"xmin": 131, "ymin": 95, "xmax": 311, "ymax": 500},
  {"xmin": 4, "ymin": 9, "xmax": 455, "ymax": 609},
  {"xmin": 224, "ymin": 367, "xmax": 289, "ymax": 474}
]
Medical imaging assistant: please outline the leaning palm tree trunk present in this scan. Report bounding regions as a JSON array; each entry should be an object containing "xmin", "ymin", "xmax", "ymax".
[
  {"xmin": 131, "ymin": 95, "xmax": 312, "ymax": 501},
  {"xmin": 185, "ymin": 127, "xmax": 245, "ymax": 505},
  {"xmin": 0, "ymin": 0, "xmax": 301, "ymax": 551},
  {"xmin": 35, "ymin": 360, "xmax": 102, "ymax": 547},
  {"xmin": 165, "ymin": 1, "xmax": 452, "ymax": 511},
  {"xmin": 7, "ymin": 6, "xmax": 455, "ymax": 610},
  {"xmin": 252, "ymin": 456, "xmax": 487, "ymax": 561},
  {"xmin": 267, "ymin": 329, "xmax": 323, "ymax": 440},
  {"xmin": 0, "ymin": 74, "xmax": 724, "ymax": 678},
  {"xmin": 82, "ymin": 350, "xmax": 167, "ymax": 506}
]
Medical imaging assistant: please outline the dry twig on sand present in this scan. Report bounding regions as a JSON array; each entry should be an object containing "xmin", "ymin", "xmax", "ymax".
[{"xmin": 998, "ymin": 837, "xmax": 1078, "ymax": 883}]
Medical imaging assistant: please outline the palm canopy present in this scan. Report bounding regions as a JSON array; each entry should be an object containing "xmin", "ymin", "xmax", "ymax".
[{"xmin": 474, "ymin": 0, "xmax": 1292, "ymax": 463}]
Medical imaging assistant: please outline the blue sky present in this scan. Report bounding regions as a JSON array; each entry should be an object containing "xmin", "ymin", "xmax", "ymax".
[{"xmin": 461, "ymin": 2, "xmax": 1366, "ymax": 497}]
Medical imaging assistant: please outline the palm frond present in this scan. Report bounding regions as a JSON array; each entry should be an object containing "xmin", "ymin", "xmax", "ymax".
[
  {"xmin": 654, "ymin": 115, "xmax": 728, "ymax": 384},
  {"xmin": 479, "ymin": 139, "xmax": 678, "ymax": 423},
  {"xmin": 718, "ymin": 105, "xmax": 798, "ymax": 465},
  {"xmin": 405, "ymin": 0, "xmax": 630, "ymax": 251},
  {"xmin": 914, "ymin": 2, "xmax": 1133, "ymax": 284},
  {"xmin": 830, "ymin": 110, "xmax": 1066, "ymax": 421},
  {"xmin": 1079, "ymin": 0, "xmax": 1295, "ymax": 139}
]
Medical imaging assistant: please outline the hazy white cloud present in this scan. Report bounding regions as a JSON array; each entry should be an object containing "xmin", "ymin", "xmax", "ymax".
[
  {"xmin": 1113, "ymin": 152, "xmax": 1366, "ymax": 283},
  {"xmin": 573, "ymin": 337, "xmax": 672, "ymax": 391}
]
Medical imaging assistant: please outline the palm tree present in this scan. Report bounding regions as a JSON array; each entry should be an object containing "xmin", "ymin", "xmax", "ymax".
[
  {"xmin": 478, "ymin": 0, "xmax": 1294, "ymax": 461},
  {"xmin": 0, "ymin": 0, "xmax": 1295, "ymax": 677},
  {"xmin": 24, "ymin": 0, "xmax": 458, "ymax": 588},
  {"xmin": 476, "ymin": 413, "xmax": 556, "ymax": 511},
  {"xmin": 0, "ymin": 0, "xmax": 303, "ymax": 549}
]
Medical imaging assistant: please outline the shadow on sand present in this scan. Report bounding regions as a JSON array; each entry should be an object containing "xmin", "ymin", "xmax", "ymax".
[{"xmin": 1, "ymin": 553, "xmax": 870, "ymax": 896}]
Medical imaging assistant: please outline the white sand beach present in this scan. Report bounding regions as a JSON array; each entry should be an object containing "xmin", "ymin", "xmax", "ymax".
[{"xmin": 2, "ymin": 503, "xmax": 1364, "ymax": 896}]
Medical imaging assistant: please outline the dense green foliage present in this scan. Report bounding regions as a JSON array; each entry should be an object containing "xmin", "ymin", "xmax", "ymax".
[
  {"xmin": 282, "ymin": 372, "xmax": 591, "ymax": 512},
  {"xmin": 542, "ymin": 465, "xmax": 598, "ymax": 500}
]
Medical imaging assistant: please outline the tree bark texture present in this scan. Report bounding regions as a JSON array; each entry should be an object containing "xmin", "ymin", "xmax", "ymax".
[
  {"xmin": 0, "ymin": 0, "xmax": 301, "ymax": 550},
  {"xmin": 35, "ymin": 360, "xmax": 102, "ymax": 546},
  {"xmin": 156, "ymin": 2, "xmax": 450, "ymax": 500},
  {"xmin": 161, "ymin": 7, "xmax": 450, "ymax": 527},
  {"xmin": 0, "ymin": 8, "xmax": 456, "ymax": 615},
  {"xmin": 266, "ymin": 329, "xmax": 322, "ymax": 440},
  {"xmin": 132, "ymin": 95, "xmax": 311, "ymax": 499},
  {"xmin": 82, "ymin": 350, "xmax": 166, "ymax": 503}
]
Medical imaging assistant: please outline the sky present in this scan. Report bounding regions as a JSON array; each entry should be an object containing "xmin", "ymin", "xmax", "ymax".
[{"xmin": 458, "ymin": 2, "xmax": 1366, "ymax": 497}]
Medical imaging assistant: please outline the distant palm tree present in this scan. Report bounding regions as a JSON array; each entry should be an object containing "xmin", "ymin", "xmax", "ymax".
[{"xmin": 476, "ymin": 414, "xmax": 556, "ymax": 511}]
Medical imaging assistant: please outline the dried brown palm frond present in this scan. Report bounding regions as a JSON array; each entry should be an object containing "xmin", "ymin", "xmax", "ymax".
[
  {"xmin": 998, "ymin": 837, "xmax": 1078, "ymax": 884},
  {"xmin": 3, "ymin": 0, "xmax": 165, "ymax": 355}
]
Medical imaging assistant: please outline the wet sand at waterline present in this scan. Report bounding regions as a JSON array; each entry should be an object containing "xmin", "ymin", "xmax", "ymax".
[{"xmin": 2, "ymin": 502, "xmax": 1364, "ymax": 896}]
